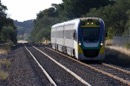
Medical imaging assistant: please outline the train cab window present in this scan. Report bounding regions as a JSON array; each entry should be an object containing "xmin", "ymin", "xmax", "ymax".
[{"xmin": 81, "ymin": 28, "xmax": 100, "ymax": 42}]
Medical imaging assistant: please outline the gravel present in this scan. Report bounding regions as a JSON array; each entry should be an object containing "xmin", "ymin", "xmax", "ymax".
[
  {"xmin": 36, "ymin": 44, "xmax": 128, "ymax": 86},
  {"xmin": 7, "ymin": 44, "xmax": 45, "ymax": 86},
  {"xmin": 0, "ymin": 44, "xmax": 129, "ymax": 86},
  {"xmin": 26, "ymin": 44, "xmax": 85, "ymax": 86}
]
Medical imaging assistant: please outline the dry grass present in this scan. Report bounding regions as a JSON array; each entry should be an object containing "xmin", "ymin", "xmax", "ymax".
[
  {"xmin": 106, "ymin": 46, "xmax": 130, "ymax": 56},
  {"xmin": 108, "ymin": 46, "xmax": 130, "ymax": 55},
  {"xmin": 105, "ymin": 39, "xmax": 113, "ymax": 46},
  {"xmin": 0, "ymin": 49, "xmax": 7, "ymax": 55},
  {"xmin": 0, "ymin": 59, "xmax": 11, "ymax": 80},
  {"xmin": 42, "ymin": 40, "xmax": 50, "ymax": 45},
  {"xmin": 0, "ymin": 42, "xmax": 12, "ymax": 80},
  {"xmin": 0, "ymin": 71, "xmax": 8, "ymax": 80},
  {"xmin": 0, "ymin": 59, "xmax": 11, "ymax": 68},
  {"xmin": 0, "ymin": 42, "xmax": 12, "ymax": 55},
  {"xmin": 106, "ymin": 46, "xmax": 130, "ymax": 64}
]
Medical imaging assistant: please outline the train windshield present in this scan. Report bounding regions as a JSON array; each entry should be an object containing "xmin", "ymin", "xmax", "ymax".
[{"xmin": 81, "ymin": 27, "xmax": 100, "ymax": 42}]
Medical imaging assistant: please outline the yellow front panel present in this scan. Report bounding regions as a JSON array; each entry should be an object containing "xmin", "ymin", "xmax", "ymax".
[
  {"xmin": 99, "ymin": 45, "xmax": 105, "ymax": 54},
  {"xmin": 78, "ymin": 45, "xmax": 83, "ymax": 54}
]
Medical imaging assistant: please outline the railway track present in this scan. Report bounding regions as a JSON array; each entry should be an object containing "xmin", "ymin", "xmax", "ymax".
[
  {"xmin": 24, "ymin": 46, "xmax": 57, "ymax": 86},
  {"xmin": 24, "ymin": 44, "xmax": 90, "ymax": 86},
  {"xmin": 36, "ymin": 44, "xmax": 130, "ymax": 86},
  {"xmin": 89, "ymin": 64, "xmax": 130, "ymax": 85},
  {"xmin": 24, "ymin": 43, "xmax": 130, "ymax": 86},
  {"xmin": 45, "ymin": 46, "xmax": 130, "ymax": 86}
]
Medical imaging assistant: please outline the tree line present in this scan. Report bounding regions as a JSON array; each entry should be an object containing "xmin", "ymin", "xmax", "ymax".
[
  {"xmin": 0, "ymin": 0, "xmax": 17, "ymax": 44},
  {"xmin": 30, "ymin": 0, "xmax": 130, "ymax": 43}
]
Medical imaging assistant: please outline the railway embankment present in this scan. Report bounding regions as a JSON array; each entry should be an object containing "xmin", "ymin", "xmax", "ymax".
[
  {"xmin": 0, "ymin": 58, "xmax": 11, "ymax": 86},
  {"xmin": 0, "ymin": 42, "xmax": 12, "ymax": 55},
  {"xmin": 0, "ymin": 44, "xmax": 130, "ymax": 85},
  {"xmin": 0, "ymin": 44, "xmax": 43, "ymax": 86},
  {"xmin": 0, "ymin": 42, "xmax": 13, "ymax": 85}
]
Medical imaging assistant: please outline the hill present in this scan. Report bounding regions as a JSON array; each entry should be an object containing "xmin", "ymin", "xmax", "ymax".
[{"xmin": 14, "ymin": 20, "xmax": 34, "ymax": 40}]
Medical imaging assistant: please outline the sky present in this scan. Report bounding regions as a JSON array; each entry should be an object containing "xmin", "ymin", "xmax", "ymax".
[{"xmin": 1, "ymin": 0, "xmax": 62, "ymax": 22}]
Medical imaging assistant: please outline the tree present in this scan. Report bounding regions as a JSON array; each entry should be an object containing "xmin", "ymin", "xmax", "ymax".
[
  {"xmin": 0, "ymin": 0, "xmax": 7, "ymax": 32},
  {"xmin": 30, "ymin": 7, "xmax": 61, "ymax": 42},
  {"xmin": 86, "ymin": 0, "xmax": 130, "ymax": 36},
  {"xmin": 30, "ymin": 0, "xmax": 115, "ymax": 42},
  {"xmin": 62, "ymin": 0, "xmax": 114, "ymax": 19},
  {"xmin": 1, "ymin": 26, "xmax": 17, "ymax": 44},
  {"xmin": 0, "ymin": 1, "xmax": 17, "ymax": 44},
  {"xmin": 52, "ymin": 3, "xmax": 67, "ymax": 21}
]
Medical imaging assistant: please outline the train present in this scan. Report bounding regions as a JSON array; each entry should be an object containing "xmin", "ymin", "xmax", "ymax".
[{"xmin": 51, "ymin": 17, "xmax": 105, "ymax": 61}]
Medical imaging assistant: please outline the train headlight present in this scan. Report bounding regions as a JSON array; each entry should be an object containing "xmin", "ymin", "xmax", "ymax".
[
  {"xmin": 91, "ymin": 22, "xmax": 94, "ymax": 24},
  {"xmin": 79, "ymin": 42, "xmax": 81, "ymax": 45},
  {"xmin": 100, "ymin": 43, "xmax": 103, "ymax": 46},
  {"xmin": 87, "ymin": 22, "xmax": 89, "ymax": 25}
]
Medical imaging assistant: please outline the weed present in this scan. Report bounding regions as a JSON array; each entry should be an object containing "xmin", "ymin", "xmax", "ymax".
[
  {"xmin": 0, "ymin": 59, "xmax": 11, "ymax": 69},
  {"xmin": 0, "ymin": 42, "xmax": 12, "ymax": 54},
  {"xmin": 126, "ymin": 43, "xmax": 130, "ymax": 49},
  {"xmin": 0, "ymin": 59, "xmax": 11, "ymax": 80},
  {"xmin": 0, "ymin": 71, "xmax": 8, "ymax": 80}
]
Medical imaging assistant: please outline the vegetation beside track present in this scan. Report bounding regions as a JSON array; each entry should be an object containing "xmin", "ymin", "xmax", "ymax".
[
  {"xmin": 0, "ymin": 42, "xmax": 13, "ymax": 55},
  {"xmin": 0, "ymin": 58, "xmax": 11, "ymax": 80}
]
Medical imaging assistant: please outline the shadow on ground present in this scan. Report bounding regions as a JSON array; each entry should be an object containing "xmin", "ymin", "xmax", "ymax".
[{"xmin": 104, "ymin": 47, "xmax": 130, "ymax": 68}]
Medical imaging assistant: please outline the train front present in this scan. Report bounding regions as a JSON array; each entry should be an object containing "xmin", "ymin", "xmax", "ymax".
[{"xmin": 78, "ymin": 18, "xmax": 105, "ymax": 61}]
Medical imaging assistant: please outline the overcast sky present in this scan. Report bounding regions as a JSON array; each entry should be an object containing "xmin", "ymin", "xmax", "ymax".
[{"xmin": 2, "ymin": 0, "xmax": 62, "ymax": 21}]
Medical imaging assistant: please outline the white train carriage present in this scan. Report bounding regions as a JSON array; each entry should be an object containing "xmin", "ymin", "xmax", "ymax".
[{"xmin": 51, "ymin": 17, "xmax": 105, "ymax": 61}]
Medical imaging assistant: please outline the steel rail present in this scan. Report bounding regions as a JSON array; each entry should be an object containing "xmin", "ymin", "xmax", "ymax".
[
  {"xmin": 47, "ymin": 47, "xmax": 130, "ymax": 86},
  {"xmin": 24, "ymin": 45, "xmax": 57, "ymax": 86}
]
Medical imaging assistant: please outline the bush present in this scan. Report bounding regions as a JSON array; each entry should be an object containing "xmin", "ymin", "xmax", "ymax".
[{"xmin": 126, "ymin": 43, "xmax": 130, "ymax": 49}]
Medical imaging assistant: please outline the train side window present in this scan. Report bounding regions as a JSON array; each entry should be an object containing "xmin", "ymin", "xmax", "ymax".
[
  {"xmin": 73, "ymin": 30, "xmax": 76, "ymax": 40},
  {"xmin": 105, "ymin": 32, "xmax": 108, "ymax": 37}
]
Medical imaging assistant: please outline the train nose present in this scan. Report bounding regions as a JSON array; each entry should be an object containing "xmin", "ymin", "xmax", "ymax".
[{"xmin": 83, "ymin": 49, "xmax": 100, "ymax": 58}]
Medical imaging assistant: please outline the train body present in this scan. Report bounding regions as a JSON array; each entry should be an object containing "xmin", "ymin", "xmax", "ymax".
[{"xmin": 51, "ymin": 17, "xmax": 105, "ymax": 61}]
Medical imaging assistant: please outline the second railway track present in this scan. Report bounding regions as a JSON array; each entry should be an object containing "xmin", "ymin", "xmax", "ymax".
[
  {"xmin": 46, "ymin": 45, "xmax": 130, "ymax": 86},
  {"xmin": 32, "ymin": 44, "xmax": 130, "ymax": 86},
  {"xmin": 49, "ymin": 46, "xmax": 130, "ymax": 85}
]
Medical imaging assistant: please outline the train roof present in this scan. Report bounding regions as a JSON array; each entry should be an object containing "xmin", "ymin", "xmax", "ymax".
[
  {"xmin": 51, "ymin": 17, "xmax": 103, "ymax": 28},
  {"xmin": 80, "ymin": 17, "xmax": 102, "ymax": 21},
  {"xmin": 51, "ymin": 18, "xmax": 80, "ymax": 28}
]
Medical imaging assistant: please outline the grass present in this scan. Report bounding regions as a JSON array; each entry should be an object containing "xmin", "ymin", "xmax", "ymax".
[
  {"xmin": 105, "ymin": 39, "xmax": 113, "ymax": 46},
  {"xmin": 0, "ymin": 59, "xmax": 11, "ymax": 80},
  {"xmin": 126, "ymin": 43, "xmax": 130, "ymax": 49},
  {"xmin": 106, "ymin": 46, "xmax": 130, "ymax": 63},
  {"xmin": 0, "ymin": 49, "xmax": 7, "ymax": 55},
  {"xmin": 42, "ymin": 40, "xmax": 50, "ymax": 45},
  {"xmin": 106, "ymin": 39, "xmax": 130, "ymax": 58},
  {"xmin": 0, "ymin": 59, "xmax": 11, "ymax": 69},
  {"xmin": 107, "ymin": 46, "xmax": 130, "ymax": 56},
  {"xmin": 0, "ymin": 42, "xmax": 12, "ymax": 80},
  {"xmin": 105, "ymin": 39, "xmax": 130, "ymax": 64},
  {"xmin": 0, "ymin": 42, "xmax": 12, "ymax": 55},
  {"xmin": 0, "ymin": 71, "xmax": 8, "ymax": 80}
]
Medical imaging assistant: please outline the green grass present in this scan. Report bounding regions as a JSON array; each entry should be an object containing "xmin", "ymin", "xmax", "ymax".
[{"xmin": 126, "ymin": 43, "xmax": 130, "ymax": 49}]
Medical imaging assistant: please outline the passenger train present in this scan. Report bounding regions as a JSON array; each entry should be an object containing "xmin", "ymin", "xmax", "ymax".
[{"xmin": 51, "ymin": 17, "xmax": 105, "ymax": 61}]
